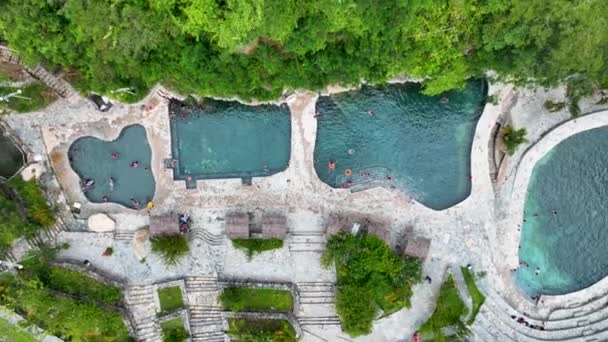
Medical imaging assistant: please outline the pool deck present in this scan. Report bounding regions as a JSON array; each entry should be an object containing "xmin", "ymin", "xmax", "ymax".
[{"xmin": 3, "ymin": 80, "xmax": 608, "ymax": 341}]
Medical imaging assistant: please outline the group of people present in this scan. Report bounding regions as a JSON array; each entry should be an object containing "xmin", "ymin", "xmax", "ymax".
[{"xmin": 178, "ymin": 213, "xmax": 191, "ymax": 233}]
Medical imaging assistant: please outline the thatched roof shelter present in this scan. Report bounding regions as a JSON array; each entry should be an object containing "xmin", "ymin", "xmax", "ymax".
[
  {"xmin": 226, "ymin": 212, "xmax": 249, "ymax": 239},
  {"xmin": 402, "ymin": 237, "xmax": 431, "ymax": 260},
  {"xmin": 150, "ymin": 213, "xmax": 179, "ymax": 236},
  {"xmin": 261, "ymin": 214, "xmax": 287, "ymax": 239}
]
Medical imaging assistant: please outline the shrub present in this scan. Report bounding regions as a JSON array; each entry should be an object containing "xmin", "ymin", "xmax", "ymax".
[
  {"xmin": 103, "ymin": 247, "xmax": 113, "ymax": 256},
  {"xmin": 220, "ymin": 287, "xmax": 293, "ymax": 312},
  {"xmin": 158, "ymin": 286, "xmax": 184, "ymax": 313},
  {"xmin": 543, "ymin": 100, "xmax": 566, "ymax": 112},
  {"xmin": 419, "ymin": 274, "xmax": 468, "ymax": 341},
  {"xmin": 322, "ymin": 232, "xmax": 422, "ymax": 336},
  {"xmin": 227, "ymin": 318, "xmax": 296, "ymax": 342},
  {"xmin": 9, "ymin": 177, "xmax": 55, "ymax": 228},
  {"xmin": 151, "ymin": 234, "xmax": 189, "ymax": 266},
  {"xmin": 46, "ymin": 267, "xmax": 123, "ymax": 305},
  {"xmin": 502, "ymin": 126, "xmax": 527, "ymax": 155},
  {"xmin": 461, "ymin": 267, "xmax": 486, "ymax": 325},
  {"xmin": 232, "ymin": 238, "xmax": 283, "ymax": 259},
  {"xmin": 161, "ymin": 318, "xmax": 189, "ymax": 342}
]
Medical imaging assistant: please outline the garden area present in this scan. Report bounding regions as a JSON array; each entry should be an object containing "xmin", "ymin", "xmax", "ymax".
[
  {"xmin": 0, "ymin": 81, "xmax": 56, "ymax": 113},
  {"xmin": 0, "ymin": 317, "xmax": 38, "ymax": 342},
  {"xmin": 418, "ymin": 274, "xmax": 469, "ymax": 341},
  {"xmin": 0, "ymin": 177, "xmax": 55, "ymax": 255},
  {"xmin": 220, "ymin": 287, "xmax": 293, "ymax": 312},
  {"xmin": 0, "ymin": 248, "xmax": 129, "ymax": 341},
  {"xmin": 151, "ymin": 234, "xmax": 190, "ymax": 266},
  {"xmin": 232, "ymin": 238, "xmax": 284, "ymax": 259},
  {"xmin": 158, "ymin": 286, "xmax": 184, "ymax": 314},
  {"xmin": 227, "ymin": 318, "xmax": 296, "ymax": 342},
  {"xmin": 161, "ymin": 317, "xmax": 189, "ymax": 342},
  {"xmin": 321, "ymin": 232, "xmax": 422, "ymax": 337}
]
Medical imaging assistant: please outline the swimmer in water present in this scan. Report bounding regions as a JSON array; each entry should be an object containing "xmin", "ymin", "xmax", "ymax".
[
  {"xmin": 111, "ymin": 153, "xmax": 120, "ymax": 159},
  {"xmin": 130, "ymin": 161, "xmax": 139, "ymax": 168}
]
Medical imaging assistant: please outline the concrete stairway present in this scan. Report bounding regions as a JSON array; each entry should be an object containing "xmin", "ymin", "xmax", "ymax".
[
  {"xmin": 25, "ymin": 218, "xmax": 66, "ymax": 249},
  {"xmin": 125, "ymin": 285, "xmax": 161, "ymax": 342},
  {"xmin": 471, "ymin": 286, "xmax": 608, "ymax": 342},
  {"xmin": 288, "ymin": 231, "xmax": 326, "ymax": 253},
  {"xmin": 188, "ymin": 228, "xmax": 224, "ymax": 246},
  {"xmin": 27, "ymin": 65, "xmax": 79, "ymax": 102},
  {"xmin": 186, "ymin": 276, "xmax": 220, "ymax": 293},
  {"xmin": 296, "ymin": 281, "xmax": 341, "ymax": 327},
  {"xmin": 185, "ymin": 276, "xmax": 225, "ymax": 342}
]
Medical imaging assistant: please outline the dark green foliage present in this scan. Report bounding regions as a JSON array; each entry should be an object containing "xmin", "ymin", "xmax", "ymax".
[
  {"xmin": 322, "ymin": 232, "xmax": 422, "ymax": 336},
  {"xmin": 220, "ymin": 287, "xmax": 293, "ymax": 312},
  {"xmin": 502, "ymin": 126, "xmax": 528, "ymax": 155},
  {"xmin": 544, "ymin": 100, "xmax": 566, "ymax": 113},
  {"xmin": 151, "ymin": 234, "xmax": 190, "ymax": 266},
  {"xmin": 419, "ymin": 274, "xmax": 468, "ymax": 342},
  {"xmin": 161, "ymin": 318, "xmax": 189, "ymax": 342},
  {"xmin": 0, "ymin": 1, "xmax": 606, "ymax": 101},
  {"xmin": 0, "ymin": 82, "xmax": 56, "ymax": 113},
  {"xmin": 461, "ymin": 267, "xmax": 485, "ymax": 325},
  {"xmin": 46, "ymin": 267, "xmax": 123, "ymax": 305},
  {"xmin": 0, "ymin": 249, "xmax": 129, "ymax": 341},
  {"xmin": 0, "ymin": 178, "xmax": 54, "ymax": 254},
  {"xmin": 227, "ymin": 318, "xmax": 296, "ymax": 342},
  {"xmin": 157, "ymin": 286, "xmax": 184, "ymax": 313},
  {"xmin": 232, "ymin": 238, "xmax": 283, "ymax": 259}
]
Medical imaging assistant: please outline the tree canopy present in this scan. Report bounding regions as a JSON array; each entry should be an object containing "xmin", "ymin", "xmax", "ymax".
[{"xmin": 1, "ymin": 0, "xmax": 606, "ymax": 101}]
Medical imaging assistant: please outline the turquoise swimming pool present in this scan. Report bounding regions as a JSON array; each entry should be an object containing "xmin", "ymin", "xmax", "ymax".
[
  {"xmin": 516, "ymin": 127, "xmax": 608, "ymax": 296},
  {"xmin": 68, "ymin": 124, "xmax": 155, "ymax": 209},
  {"xmin": 169, "ymin": 99, "xmax": 291, "ymax": 181},
  {"xmin": 313, "ymin": 80, "xmax": 486, "ymax": 210}
]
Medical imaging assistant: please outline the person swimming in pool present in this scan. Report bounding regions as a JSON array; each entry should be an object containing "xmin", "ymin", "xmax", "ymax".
[
  {"xmin": 111, "ymin": 153, "xmax": 120, "ymax": 159},
  {"xmin": 130, "ymin": 198, "xmax": 140, "ymax": 208},
  {"xmin": 109, "ymin": 177, "xmax": 115, "ymax": 190},
  {"xmin": 130, "ymin": 161, "xmax": 139, "ymax": 168}
]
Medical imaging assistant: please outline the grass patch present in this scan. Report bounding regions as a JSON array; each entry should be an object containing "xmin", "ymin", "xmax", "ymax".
[
  {"xmin": 461, "ymin": 267, "xmax": 486, "ymax": 325},
  {"xmin": 227, "ymin": 318, "xmax": 296, "ymax": 342},
  {"xmin": 158, "ymin": 286, "xmax": 184, "ymax": 313},
  {"xmin": 0, "ymin": 273, "xmax": 129, "ymax": 341},
  {"xmin": 0, "ymin": 82, "xmax": 57, "ymax": 113},
  {"xmin": 0, "ymin": 178, "xmax": 55, "ymax": 255},
  {"xmin": 419, "ymin": 274, "xmax": 469, "ymax": 342},
  {"xmin": 220, "ymin": 287, "xmax": 293, "ymax": 312},
  {"xmin": 0, "ymin": 318, "xmax": 38, "ymax": 342},
  {"xmin": 161, "ymin": 317, "xmax": 189, "ymax": 342},
  {"xmin": 45, "ymin": 267, "xmax": 123, "ymax": 305},
  {"xmin": 232, "ymin": 238, "xmax": 283, "ymax": 258},
  {"xmin": 151, "ymin": 234, "xmax": 189, "ymax": 266},
  {"xmin": 322, "ymin": 232, "xmax": 422, "ymax": 337}
]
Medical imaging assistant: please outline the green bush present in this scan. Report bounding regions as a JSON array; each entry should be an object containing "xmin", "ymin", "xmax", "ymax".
[
  {"xmin": 543, "ymin": 100, "xmax": 566, "ymax": 112},
  {"xmin": 419, "ymin": 274, "xmax": 468, "ymax": 342},
  {"xmin": 9, "ymin": 177, "xmax": 55, "ymax": 228},
  {"xmin": 158, "ymin": 286, "xmax": 184, "ymax": 313},
  {"xmin": 46, "ymin": 267, "xmax": 123, "ymax": 305},
  {"xmin": 161, "ymin": 318, "xmax": 189, "ymax": 342},
  {"xmin": 232, "ymin": 238, "xmax": 283, "ymax": 259},
  {"xmin": 461, "ymin": 267, "xmax": 486, "ymax": 325},
  {"xmin": 220, "ymin": 287, "xmax": 293, "ymax": 312},
  {"xmin": 0, "ymin": 82, "xmax": 57, "ymax": 113},
  {"xmin": 227, "ymin": 318, "xmax": 296, "ymax": 342},
  {"xmin": 322, "ymin": 232, "xmax": 422, "ymax": 336},
  {"xmin": 0, "ymin": 273, "xmax": 129, "ymax": 341},
  {"xmin": 151, "ymin": 234, "xmax": 190, "ymax": 266},
  {"xmin": 502, "ymin": 126, "xmax": 528, "ymax": 156}
]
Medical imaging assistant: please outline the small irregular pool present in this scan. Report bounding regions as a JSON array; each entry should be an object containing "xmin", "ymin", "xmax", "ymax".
[
  {"xmin": 169, "ymin": 99, "xmax": 291, "ymax": 181},
  {"xmin": 516, "ymin": 127, "xmax": 608, "ymax": 296},
  {"xmin": 68, "ymin": 124, "xmax": 155, "ymax": 209},
  {"xmin": 0, "ymin": 127, "xmax": 25, "ymax": 179},
  {"xmin": 313, "ymin": 80, "xmax": 486, "ymax": 210}
]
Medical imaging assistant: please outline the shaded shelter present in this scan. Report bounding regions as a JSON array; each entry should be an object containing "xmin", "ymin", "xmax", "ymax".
[
  {"xmin": 261, "ymin": 214, "xmax": 288, "ymax": 239},
  {"xmin": 150, "ymin": 213, "xmax": 179, "ymax": 236},
  {"xmin": 226, "ymin": 212, "xmax": 250, "ymax": 239}
]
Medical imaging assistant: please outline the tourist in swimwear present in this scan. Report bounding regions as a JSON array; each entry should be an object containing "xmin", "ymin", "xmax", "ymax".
[
  {"xmin": 131, "ymin": 161, "xmax": 139, "ymax": 168},
  {"xmin": 263, "ymin": 165, "xmax": 270, "ymax": 173},
  {"xmin": 130, "ymin": 198, "xmax": 140, "ymax": 208},
  {"xmin": 368, "ymin": 110, "xmax": 374, "ymax": 116},
  {"xmin": 111, "ymin": 153, "xmax": 120, "ymax": 159},
  {"xmin": 102, "ymin": 195, "xmax": 109, "ymax": 202}
]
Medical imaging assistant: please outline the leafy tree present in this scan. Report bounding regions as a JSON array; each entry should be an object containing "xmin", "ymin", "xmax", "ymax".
[{"xmin": 502, "ymin": 126, "xmax": 528, "ymax": 155}]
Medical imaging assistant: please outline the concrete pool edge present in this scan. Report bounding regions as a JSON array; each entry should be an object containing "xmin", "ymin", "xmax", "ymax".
[{"xmin": 503, "ymin": 109, "xmax": 608, "ymax": 312}]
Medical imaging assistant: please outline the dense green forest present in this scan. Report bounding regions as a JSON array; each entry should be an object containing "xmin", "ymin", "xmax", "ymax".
[{"xmin": 0, "ymin": 0, "xmax": 606, "ymax": 101}]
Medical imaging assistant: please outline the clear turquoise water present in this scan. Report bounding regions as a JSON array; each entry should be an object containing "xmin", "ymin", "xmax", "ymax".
[
  {"xmin": 68, "ymin": 124, "xmax": 155, "ymax": 209},
  {"xmin": 313, "ymin": 80, "xmax": 486, "ymax": 210},
  {"xmin": 516, "ymin": 127, "xmax": 608, "ymax": 296},
  {"xmin": 169, "ymin": 99, "xmax": 291, "ymax": 180},
  {"xmin": 0, "ymin": 128, "xmax": 25, "ymax": 179}
]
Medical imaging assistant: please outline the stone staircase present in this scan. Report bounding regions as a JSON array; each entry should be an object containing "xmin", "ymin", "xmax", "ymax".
[
  {"xmin": 188, "ymin": 228, "xmax": 224, "ymax": 246},
  {"xmin": 471, "ymin": 286, "xmax": 608, "ymax": 342},
  {"xmin": 296, "ymin": 281, "xmax": 341, "ymax": 328},
  {"xmin": 25, "ymin": 218, "xmax": 67, "ymax": 249},
  {"xmin": 125, "ymin": 285, "xmax": 161, "ymax": 342},
  {"xmin": 114, "ymin": 230, "xmax": 136, "ymax": 241},
  {"xmin": 185, "ymin": 276, "xmax": 225, "ymax": 342},
  {"xmin": 0, "ymin": 251, "xmax": 17, "ymax": 272},
  {"xmin": 288, "ymin": 231, "xmax": 326, "ymax": 253},
  {"xmin": 27, "ymin": 65, "xmax": 80, "ymax": 102}
]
